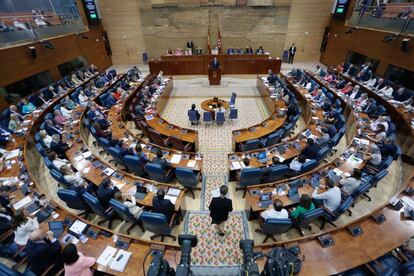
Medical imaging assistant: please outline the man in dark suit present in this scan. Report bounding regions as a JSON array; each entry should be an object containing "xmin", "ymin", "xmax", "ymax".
[
  {"xmin": 50, "ymin": 134, "xmax": 69, "ymax": 158},
  {"xmin": 288, "ymin": 43, "xmax": 297, "ymax": 64},
  {"xmin": 152, "ymin": 188, "xmax": 175, "ymax": 222},
  {"xmin": 363, "ymin": 98, "xmax": 378, "ymax": 117},
  {"xmin": 302, "ymin": 138, "xmax": 320, "ymax": 160},
  {"xmin": 25, "ymin": 229, "xmax": 62, "ymax": 275},
  {"xmin": 210, "ymin": 57, "xmax": 220, "ymax": 69},
  {"xmin": 186, "ymin": 41, "xmax": 194, "ymax": 53},
  {"xmin": 97, "ymin": 177, "xmax": 120, "ymax": 209},
  {"xmin": 392, "ymin": 88, "xmax": 411, "ymax": 102},
  {"xmin": 152, "ymin": 149, "xmax": 173, "ymax": 172},
  {"xmin": 245, "ymin": 46, "xmax": 253, "ymax": 54}
]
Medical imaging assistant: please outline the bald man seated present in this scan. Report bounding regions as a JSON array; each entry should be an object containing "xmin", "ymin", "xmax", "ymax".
[{"xmin": 25, "ymin": 229, "xmax": 62, "ymax": 275}]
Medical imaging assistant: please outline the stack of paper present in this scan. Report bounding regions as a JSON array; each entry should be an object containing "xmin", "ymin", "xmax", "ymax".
[
  {"xmin": 97, "ymin": 246, "xmax": 118, "ymax": 266},
  {"xmin": 110, "ymin": 250, "xmax": 132, "ymax": 272},
  {"xmin": 5, "ymin": 149, "xmax": 20, "ymax": 160},
  {"xmin": 187, "ymin": 160, "xmax": 196, "ymax": 168},
  {"xmin": 232, "ymin": 161, "xmax": 241, "ymax": 170},
  {"xmin": 164, "ymin": 195, "xmax": 177, "ymax": 205},
  {"xmin": 167, "ymin": 188, "xmax": 180, "ymax": 197},
  {"xmin": 12, "ymin": 196, "xmax": 32, "ymax": 210},
  {"xmin": 103, "ymin": 168, "xmax": 115, "ymax": 176}
]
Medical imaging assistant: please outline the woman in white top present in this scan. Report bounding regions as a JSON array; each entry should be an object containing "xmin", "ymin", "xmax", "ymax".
[
  {"xmin": 114, "ymin": 192, "xmax": 143, "ymax": 218},
  {"xmin": 60, "ymin": 105, "xmax": 71, "ymax": 117},
  {"xmin": 78, "ymin": 90, "xmax": 89, "ymax": 106},
  {"xmin": 13, "ymin": 210, "xmax": 39, "ymax": 246},
  {"xmin": 39, "ymin": 130, "xmax": 52, "ymax": 149},
  {"xmin": 378, "ymin": 85, "xmax": 394, "ymax": 98},
  {"xmin": 47, "ymin": 151, "xmax": 70, "ymax": 170}
]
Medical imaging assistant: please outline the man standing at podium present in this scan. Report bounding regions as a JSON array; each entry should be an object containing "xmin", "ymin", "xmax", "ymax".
[{"xmin": 210, "ymin": 57, "xmax": 220, "ymax": 69}]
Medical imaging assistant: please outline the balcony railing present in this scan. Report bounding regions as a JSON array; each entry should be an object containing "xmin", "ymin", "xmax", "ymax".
[
  {"xmin": 0, "ymin": 11, "xmax": 88, "ymax": 49},
  {"xmin": 347, "ymin": 2, "xmax": 413, "ymax": 35}
]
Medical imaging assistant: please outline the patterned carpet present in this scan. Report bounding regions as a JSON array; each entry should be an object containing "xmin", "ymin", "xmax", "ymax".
[{"xmin": 184, "ymin": 211, "xmax": 249, "ymax": 266}]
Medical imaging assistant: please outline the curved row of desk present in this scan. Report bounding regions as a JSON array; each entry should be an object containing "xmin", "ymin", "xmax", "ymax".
[{"xmin": 1, "ymin": 65, "xmax": 413, "ymax": 275}]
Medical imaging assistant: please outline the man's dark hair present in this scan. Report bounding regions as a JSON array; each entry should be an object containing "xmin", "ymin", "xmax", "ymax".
[
  {"xmin": 219, "ymin": 185, "xmax": 228, "ymax": 196},
  {"xmin": 243, "ymin": 158, "xmax": 250, "ymax": 167},
  {"xmin": 273, "ymin": 199, "xmax": 283, "ymax": 212},
  {"xmin": 157, "ymin": 188, "xmax": 166, "ymax": 199},
  {"xmin": 156, "ymin": 149, "xmax": 163, "ymax": 158}
]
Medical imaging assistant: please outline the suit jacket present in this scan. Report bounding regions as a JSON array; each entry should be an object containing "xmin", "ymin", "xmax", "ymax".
[
  {"xmin": 302, "ymin": 144, "xmax": 319, "ymax": 160},
  {"xmin": 210, "ymin": 60, "xmax": 220, "ymax": 69},
  {"xmin": 97, "ymin": 186, "xmax": 120, "ymax": 209},
  {"xmin": 25, "ymin": 239, "xmax": 61, "ymax": 275},
  {"xmin": 392, "ymin": 91, "xmax": 411, "ymax": 102},
  {"xmin": 152, "ymin": 198, "xmax": 175, "ymax": 222},
  {"xmin": 50, "ymin": 141, "xmax": 68, "ymax": 156},
  {"xmin": 209, "ymin": 197, "xmax": 233, "ymax": 224},
  {"xmin": 186, "ymin": 41, "xmax": 194, "ymax": 48},
  {"xmin": 152, "ymin": 157, "xmax": 172, "ymax": 171},
  {"xmin": 289, "ymin": 46, "xmax": 297, "ymax": 55},
  {"xmin": 364, "ymin": 102, "xmax": 378, "ymax": 117}
]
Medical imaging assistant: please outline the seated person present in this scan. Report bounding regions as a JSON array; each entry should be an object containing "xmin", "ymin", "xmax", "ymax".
[
  {"xmin": 245, "ymin": 46, "xmax": 253, "ymax": 54},
  {"xmin": 364, "ymin": 76, "xmax": 377, "ymax": 87},
  {"xmin": 152, "ymin": 188, "xmax": 175, "ymax": 222},
  {"xmin": 12, "ymin": 210, "xmax": 39, "ymax": 247},
  {"xmin": 392, "ymin": 88, "xmax": 411, "ymax": 102},
  {"xmin": 78, "ymin": 90, "xmax": 89, "ymax": 106},
  {"xmin": 64, "ymin": 96, "xmax": 77, "ymax": 110},
  {"xmin": 379, "ymin": 138, "xmax": 398, "ymax": 158},
  {"xmin": 373, "ymin": 78, "xmax": 386, "ymax": 90},
  {"xmin": 151, "ymin": 149, "xmax": 172, "ymax": 172},
  {"xmin": 362, "ymin": 98, "xmax": 378, "ymax": 117},
  {"xmin": 290, "ymin": 194, "xmax": 315, "ymax": 219},
  {"xmin": 92, "ymin": 122, "xmax": 121, "ymax": 147},
  {"xmin": 50, "ymin": 134, "xmax": 69, "ymax": 157},
  {"xmin": 60, "ymin": 165, "xmax": 93, "ymax": 195},
  {"xmin": 47, "ymin": 151, "xmax": 70, "ymax": 170},
  {"xmin": 134, "ymin": 144, "xmax": 149, "ymax": 164},
  {"xmin": 260, "ymin": 199, "xmax": 289, "ymax": 221},
  {"xmin": 335, "ymin": 78, "xmax": 346, "ymax": 89},
  {"xmin": 339, "ymin": 82, "xmax": 353, "ymax": 95},
  {"xmin": 340, "ymin": 168, "xmax": 362, "ymax": 195},
  {"xmin": 21, "ymin": 99, "xmax": 36, "ymax": 115},
  {"xmin": 119, "ymin": 143, "xmax": 134, "ymax": 158},
  {"xmin": 311, "ymin": 179, "xmax": 341, "ymax": 212},
  {"xmin": 71, "ymin": 74, "xmax": 82, "ymax": 85},
  {"xmin": 39, "ymin": 130, "xmax": 52, "ymax": 148},
  {"xmin": 25, "ymin": 229, "xmax": 62, "ymax": 275},
  {"xmin": 97, "ymin": 178, "xmax": 120, "ymax": 209},
  {"xmin": 9, "ymin": 105, "xmax": 24, "ymax": 121},
  {"xmin": 227, "ymin": 48, "xmax": 235, "ymax": 55},
  {"xmin": 262, "ymin": 156, "xmax": 280, "ymax": 177},
  {"xmin": 323, "ymin": 73, "xmax": 334, "ymax": 83},
  {"xmin": 53, "ymin": 110, "xmax": 66, "ymax": 126},
  {"xmin": 370, "ymin": 115, "xmax": 389, "ymax": 132},
  {"xmin": 348, "ymin": 85, "xmax": 362, "ymax": 100},
  {"xmin": 366, "ymin": 144, "xmax": 382, "ymax": 167},
  {"xmin": 378, "ymin": 84, "xmax": 394, "ymax": 98},
  {"xmin": 45, "ymin": 119, "xmax": 62, "ymax": 136},
  {"xmin": 366, "ymin": 123, "xmax": 387, "ymax": 143},
  {"xmin": 8, "ymin": 114, "xmax": 19, "ymax": 132},
  {"xmin": 60, "ymin": 104, "xmax": 72, "ymax": 117},
  {"xmin": 255, "ymin": 46, "xmax": 265, "ymax": 54},
  {"xmin": 188, "ymin": 104, "xmax": 201, "ymax": 125},
  {"xmin": 316, "ymin": 127, "xmax": 331, "ymax": 146},
  {"xmin": 289, "ymin": 154, "xmax": 309, "ymax": 173},
  {"xmin": 114, "ymin": 192, "xmax": 143, "ymax": 218},
  {"xmin": 302, "ymin": 138, "xmax": 319, "ymax": 160}
]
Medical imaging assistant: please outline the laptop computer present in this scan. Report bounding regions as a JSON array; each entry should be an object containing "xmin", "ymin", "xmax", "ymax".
[
  {"xmin": 48, "ymin": 221, "xmax": 64, "ymax": 238},
  {"xmin": 288, "ymin": 188, "xmax": 300, "ymax": 203},
  {"xmin": 277, "ymin": 144, "xmax": 286, "ymax": 154},
  {"xmin": 257, "ymin": 151, "xmax": 269, "ymax": 164},
  {"xmin": 289, "ymin": 178, "xmax": 304, "ymax": 189},
  {"xmin": 258, "ymin": 193, "xmax": 273, "ymax": 208}
]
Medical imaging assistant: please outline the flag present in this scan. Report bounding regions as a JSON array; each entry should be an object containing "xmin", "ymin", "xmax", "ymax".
[
  {"xmin": 217, "ymin": 29, "xmax": 222, "ymax": 53},
  {"xmin": 207, "ymin": 31, "xmax": 211, "ymax": 54}
]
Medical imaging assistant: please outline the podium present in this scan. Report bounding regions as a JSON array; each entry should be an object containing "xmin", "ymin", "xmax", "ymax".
[{"xmin": 208, "ymin": 67, "xmax": 221, "ymax": 85}]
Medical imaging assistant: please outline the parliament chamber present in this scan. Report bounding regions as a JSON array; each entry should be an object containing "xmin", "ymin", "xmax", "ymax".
[{"xmin": 0, "ymin": 0, "xmax": 414, "ymax": 276}]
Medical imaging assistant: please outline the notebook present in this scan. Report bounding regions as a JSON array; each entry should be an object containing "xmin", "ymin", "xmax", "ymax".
[{"xmin": 48, "ymin": 221, "xmax": 64, "ymax": 238}]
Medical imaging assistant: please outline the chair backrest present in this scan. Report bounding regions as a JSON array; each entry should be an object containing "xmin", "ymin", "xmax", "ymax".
[
  {"xmin": 216, "ymin": 111, "xmax": 225, "ymax": 124},
  {"xmin": 138, "ymin": 120, "xmax": 151, "ymax": 138},
  {"xmin": 109, "ymin": 199, "xmax": 135, "ymax": 223},
  {"xmin": 140, "ymin": 211, "xmax": 171, "ymax": 235},
  {"xmin": 176, "ymin": 168, "xmax": 197, "ymax": 187},
  {"xmin": 188, "ymin": 110, "xmax": 199, "ymax": 122},
  {"xmin": 239, "ymin": 168, "xmax": 263, "ymax": 187},
  {"xmin": 145, "ymin": 163, "xmax": 168, "ymax": 182},
  {"xmin": 97, "ymin": 138, "xmax": 111, "ymax": 152},
  {"xmin": 35, "ymin": 143, "xmax": 46, "ymax": 157},
  {"xmin": 301, "ymin": 159, "xmax": 318, "ymax": 172},
  {"xmin": 43, "ymin": 157, "xmax": 55, "ymax": 171},
  {"xmin": 123, "ymin": 155, "xmax": 145, "ymax": 176},
  {"xmin": 297, "ymin": 208, "xmax": 324, "ymax": 227},
  {"xmin": 57, "ymin": 189, "xmax": 89, "ymax": 211},
  {"xmin": 263, "ymin": 132, "xmax": 281, "ymax": 147},
  {"xmin": 82, "ymin": 192, "xmax": 110, "ymax": 219},
  {"xmin": 0, "ymin": 262, "xmax": 22, "ymax": 276},
  {"xmin": 316, "ymin": 147, "xmax": 330, "ymax": 161},
  {"xmin": 379, "ymin": 156, "xmax": 393, "ymax": 170},
  {"xmin": 351, "ymin": 181, "xmax": 371, "ymax": 198},
  {"xmin": 108, "ymin": 146, "xmax": 125, "ymax": 165},
  {"xmin": 372, "ymin": 169, "xmax": 388, "ymax": 184},
  {"xmin": 229, "ymin": 108, "xmax": 238, "ymax": 120},
  {"xmin": 334, "ymin": 196, "xmax": 353, "ymax": 217},
  {"xmin": 242, "ymin": 139, "xmax": 261, "ymax": 151},
  {"xmin": 230, "ymin": 92, "xmax": 237, "ymax": 105},
  {"xmin": 266, "ymin": 165, "xmax": 289, "ymax": 183},
  {"xmin": 262, "ymin": 218, "xmax": 292, "ymax": 235},
  {"xmin": 203, "ymin": 111, "xmax": 212, "ymax": 122}
]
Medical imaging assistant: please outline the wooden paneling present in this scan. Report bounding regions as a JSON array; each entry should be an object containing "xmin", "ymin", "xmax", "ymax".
[
  {"xmin": 320, "ymin": 16, "xmax": 414, "ymax": 75},
  {"xmin": 284, "ymin": 0, "xmax": 334, "ymax": 62},
  {"xmin": 0, "ymin": 25, "xmax": 112, "ymax": 87}
]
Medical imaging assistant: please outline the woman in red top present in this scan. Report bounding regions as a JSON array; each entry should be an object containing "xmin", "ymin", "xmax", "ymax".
[{"xmin": 340, "ymin": 82, "xmax": 353, "ymax": 94}]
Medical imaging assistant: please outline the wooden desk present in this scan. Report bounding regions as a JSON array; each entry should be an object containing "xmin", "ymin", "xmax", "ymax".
[
  {"xmin": 148, "ymin": 54, "xmax": 282, "ymax": 75},
  {"xmin": 232, "ymin": 77, "xmax": 289, "ymax": 151},
  {"xmin": 200, "ymin": 98, "xmax": 229, "ymax": 112}
]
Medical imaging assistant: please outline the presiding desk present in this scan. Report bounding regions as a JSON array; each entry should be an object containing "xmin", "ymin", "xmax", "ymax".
[{"xmin": 148, "ymin": 54, "xmax": 282, "ymax": 75}]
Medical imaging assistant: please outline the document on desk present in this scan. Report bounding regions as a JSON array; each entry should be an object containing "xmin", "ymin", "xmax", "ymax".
[
  {"xmin": 97, "ymin": 246, "xmax": 118, "ymax": 267},
  {"xmin": 103, "ymin": 167, "xmax": 115, "ymax": 176},
  {"xmin": 12, "ymin": 196, "xmax": 32, "ymax": 210},
  {"xmin": 74, "ymin": 154, "xmax": 84, "ymax": 162},
  {"xmin": 82, "ymin": 151, "xmax": 92, "ymax": 159},
  {"xmin": 275, "ymin": 155, "xmax": 286, "ymax": 163},
  {"xmin": 164, "ymin": 195, "xmax": 177, "ymax": 205},
  {"xmin": 187, "ymin": 160, "xmax": 196, "ymax": 168},
  {"xmin": 69, "ymin": 220, "xmax": 88, "ymax": 236},
  {"xmin": 167, "ymin": 188, "xmax": 181, "ymax": 197},
  {"xmin": 110, "ymin": 250, "xmax": 132, "ymax": 272},
  {"xmin": 170, "ymin": 154, "xmax": 182, "ymax": 164},
  {"xmin": 232, "ymin": 161, "xmax": 241, "ymax": 170}
]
